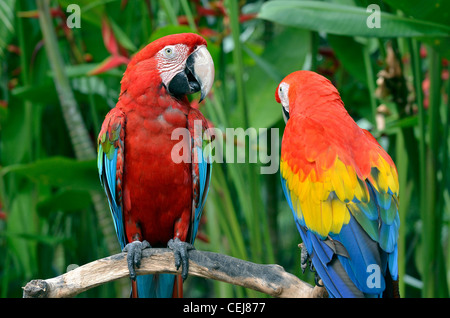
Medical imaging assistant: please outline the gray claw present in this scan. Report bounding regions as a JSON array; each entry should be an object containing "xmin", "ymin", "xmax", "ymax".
[
  {"xmin": 168, "ymin": 238, "xmax": 194, "ymax": 281},
  {"xmin": 298, "ymin": 243, "xmax": 323, "ymax": 287},
  {"xmin": 300, "ymin": 243, "xmax": 309, "ymax": 274},
  {"xmin": 122, "ymin": 240, "xmax": 151, "ymax": 280},
  {"xmin": 314, "ymin": 272, "xmax": 324, "ymax": 287}
]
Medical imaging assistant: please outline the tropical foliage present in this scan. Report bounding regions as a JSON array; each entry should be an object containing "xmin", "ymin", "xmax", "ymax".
[{"xmin": 0, "ymin": 0, "xmax": 449, "ymax": 298}]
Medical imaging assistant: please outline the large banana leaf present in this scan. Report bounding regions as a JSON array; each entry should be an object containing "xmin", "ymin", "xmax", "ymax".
[{"xmin": 258, "ymin": 1, "xmax": 450, "ymax": 38}]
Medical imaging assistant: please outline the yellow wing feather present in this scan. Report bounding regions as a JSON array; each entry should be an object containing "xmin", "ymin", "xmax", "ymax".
[{"xmin": 281, "ymin": 151, "xmax": 398, "ymax": 238}]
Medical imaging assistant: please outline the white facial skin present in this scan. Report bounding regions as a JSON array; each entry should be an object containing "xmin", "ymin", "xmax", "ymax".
[
  {"xmin": 278, "ymin": 82, "xmax": 290, "ymax": 123},
  {"xmin": 156, "ymin": 44, "xmax": 189, "ymax": 87}
]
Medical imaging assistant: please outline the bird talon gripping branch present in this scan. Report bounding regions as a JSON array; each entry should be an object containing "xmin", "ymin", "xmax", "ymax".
[
  {"xmin": 122, "ymin": 240, "xmax": 151, "ymax": 280},
  {"xmin": 168, "ymin": 237, "xmax": 195, "ymax": 281}
]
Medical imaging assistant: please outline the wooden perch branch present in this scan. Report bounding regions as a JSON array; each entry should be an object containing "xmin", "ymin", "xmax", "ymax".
[{"xmin": 22, "ymin": 248, "xmax": 328, "ymax": 298}]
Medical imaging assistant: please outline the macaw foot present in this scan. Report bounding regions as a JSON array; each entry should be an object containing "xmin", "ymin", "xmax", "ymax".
[
  {"xmin": 122, "ymin": 240, "xmax": 151, "ymax": 280},
  {"xmin": 314, "ymin": 273, "xmax": 324, "ymax": 287},
  {"xmin": 168, "ymin": 237, "xmax": 195, "ymax": 281},
  {"xmin": 299, "ymin": 243, "xmax": 310, "ymax": 274},
  {"xmin": 299, "ymin": 243, "xmax": 324, "ymax": 287}
]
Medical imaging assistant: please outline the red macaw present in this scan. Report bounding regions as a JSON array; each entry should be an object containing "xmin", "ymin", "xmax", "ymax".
[
  {"xmin": 276, "ymin": 71, "xmax": 400, "ymax": 298},
  {"xmin": 97, "ymin": 33, "xmax": 214, "ymax": 298}
]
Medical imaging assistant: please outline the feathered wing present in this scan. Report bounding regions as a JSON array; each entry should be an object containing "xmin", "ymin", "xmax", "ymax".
[
  {"xmin": 97, "ymin": 108, "xmax": 127, "ymax": 250},
  {"xmin": 280, "ymin": 116, "xmax": 399, "ymax": 298},
  {"xmin": 170, "ymin": 109, "xmax": 212, "ymax": 298},
  {"xmin": 188, "ymin": 109, "xmax": 212, "ymax": 245}
]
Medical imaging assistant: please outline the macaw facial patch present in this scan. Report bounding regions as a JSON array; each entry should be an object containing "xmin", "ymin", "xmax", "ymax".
[{"xmin": 156, "ymin": 44, "xmax": 190, "ymax": 86}]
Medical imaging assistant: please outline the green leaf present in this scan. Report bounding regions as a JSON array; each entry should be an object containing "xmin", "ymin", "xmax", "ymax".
[
  {"xmin": 383, "ymin": 0, "xmax": 450, "ymax": 27},
  {"xmin": 1, "ymin": 157, "xmax": 102, "ymax": 191},
  {"xmin": 327, "ymin": 34, "xmax": 367, "ymax": 84},
  {"xmin": 246, "ymin": 27, "xmax": 310, "ymax": 130},
  {"xmin": 258, "ymin": 0, "xmax": 450, "ymax": 38},
  {"xmin": 0, "ymin": 104, "xmax": 8, "ymax": 122},
  {"xmin": 0, "ymin": 97, "xmax": 35, "ymax": 165},
  {"xmin": 4, "ymin": 191, "xmax": 38, "ymax": 278},
  {"xmin": 37, "ymin": 189, "xmax": 93, "ymax": 216},
  {"xmin": 0, "ymin": 0, "xmax": 15, "ymax": 58},
  {"xmin": 109, "ymin": 17, "xmax": 137, "ymax": 51},
  {"xmin": 56, "ymin": 0, "xmax": 107, "ymax": 27},
  {"xmin": 149, "ymin": 25, "xmax": 197, "ymax": 43},
  {"xmin": 2, "ymin": 232, "xmax": 69, "ymax": 246},
  {"xmin": 386, "ymin": 116, "xmax": 419, "ymax": 130},
  {"xmin": 12, "ymin": 82, "xmax": 59, "ymax": 103},
  {"xmin": 382, "ymin": 0, "xmax": 450, "ymax": 59},
  {"xmin": 65, "ymin": 64, "xmax": 124, "ymax": 78}
]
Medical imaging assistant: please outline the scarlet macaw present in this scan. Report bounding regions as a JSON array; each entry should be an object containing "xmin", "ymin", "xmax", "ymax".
[
  {"xmin": 97, "ymin": 33, "xmax": 214, "ymax": 298},
  {"xmin": 276, "ymin": 71, "xmax": 400, "ymax": 298}
]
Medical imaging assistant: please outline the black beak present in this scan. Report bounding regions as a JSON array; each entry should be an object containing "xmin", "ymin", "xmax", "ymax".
[
  {"xmin": 282, "ymin": 107, "xmax": 290, "ymax": 123},
  {"xmin": 168, "ymin": 54, "xmax": 200, "ymax": 97},
  {"xmin": 167, "ymin": 45, "xmax": 214, "ymax": 102}
]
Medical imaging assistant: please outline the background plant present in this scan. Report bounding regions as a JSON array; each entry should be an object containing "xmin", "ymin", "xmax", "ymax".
[{"xmin": 0, "ymin": 0, "xmax": 449, "ymax": 298}]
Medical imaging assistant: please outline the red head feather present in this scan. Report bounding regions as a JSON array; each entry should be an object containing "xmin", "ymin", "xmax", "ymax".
[{"xmin": 275, "ymin": 70, "xmax": 343, "ymax": 116}]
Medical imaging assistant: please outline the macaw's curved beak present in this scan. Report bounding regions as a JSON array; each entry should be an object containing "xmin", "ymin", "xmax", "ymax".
[
  {"xmin": 282, "ymin": 107, "xmax": 290, "ymax": 124},
  {"xmin": 168, "ymin": 45, "xmax": 214, "ymax": 103}
]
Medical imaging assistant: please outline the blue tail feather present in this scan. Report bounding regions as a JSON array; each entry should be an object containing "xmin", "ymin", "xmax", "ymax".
[
  {"xmin": 136, "ymin": 274, "xmax": 176, "ymax": 298},
  {"xmin": 330, "ymin": 216, "xmax": 386, "ymax": 296},
  {"xmin": 297, "ymin": 226, "xmax": 363, "ymax": 298}
]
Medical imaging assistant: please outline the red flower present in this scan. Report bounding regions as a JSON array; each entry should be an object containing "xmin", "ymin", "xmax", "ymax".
[{"xmin": 88, "ymin": 16, "xmax": 130, "ymax": 76}]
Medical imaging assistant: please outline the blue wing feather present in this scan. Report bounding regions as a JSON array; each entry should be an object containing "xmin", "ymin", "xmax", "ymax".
[
  {"xmin": 98, "ymin": 142, "xmax": 127, "ymax": 250},
  {"xmin": 190, "ymin": 136, "xmax": 212, "ymax": 244},
  {"xmin": 97, "ymin": 109, "xmax": 127, "ymax": 251},
  {"xmin": 104, "ymin": 148, "xmax": 126, "ymax": 249}
]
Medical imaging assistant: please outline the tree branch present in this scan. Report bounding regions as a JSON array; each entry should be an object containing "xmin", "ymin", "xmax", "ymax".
[{"xmin": 22, "ymin": 248, "xmax": 327, "ymax": 298}]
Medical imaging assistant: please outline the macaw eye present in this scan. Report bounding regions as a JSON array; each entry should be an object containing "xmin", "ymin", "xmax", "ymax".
[{"xmin": 163, "ymin": 46, "xmax": 175, "ymax": 58}]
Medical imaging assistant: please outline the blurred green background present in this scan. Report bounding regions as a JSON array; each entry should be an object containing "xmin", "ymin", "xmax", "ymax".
[{"xmin": 1, "ymin": 0, "xmax": 449, "ymax": 298}]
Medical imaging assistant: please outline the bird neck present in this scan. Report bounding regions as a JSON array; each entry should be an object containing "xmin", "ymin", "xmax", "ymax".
[
  {"xmin": 291, "ymin": 77, "xmax": 346, "ymax": 118},
  {"xmin": 295, "ymin": 92, "xmax": 346, "ymax": 119}
]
